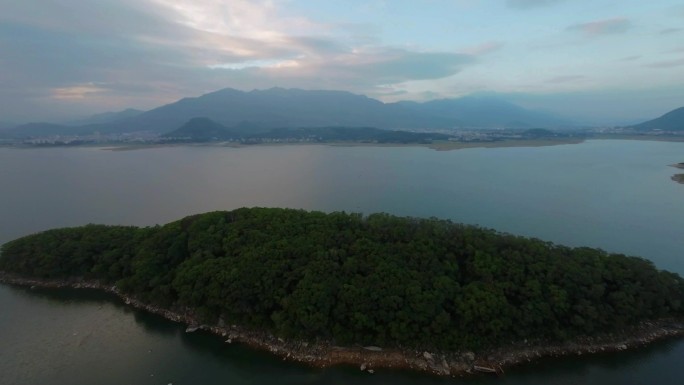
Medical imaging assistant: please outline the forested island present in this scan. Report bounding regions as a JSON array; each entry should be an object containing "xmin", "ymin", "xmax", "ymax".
[{"xmin": 1, "ymin": 208, "xmax": 683, "ymax": 375}]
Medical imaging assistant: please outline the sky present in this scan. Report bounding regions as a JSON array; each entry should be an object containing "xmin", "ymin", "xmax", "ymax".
[{"xmin": 1, "ymin": 0, "xmax": 683, "ymax": 124}]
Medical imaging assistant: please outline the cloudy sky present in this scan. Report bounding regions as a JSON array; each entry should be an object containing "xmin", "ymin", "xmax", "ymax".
[{"xmin": 1, "ymin": 0, "xmax": 683, "ymax": 124}]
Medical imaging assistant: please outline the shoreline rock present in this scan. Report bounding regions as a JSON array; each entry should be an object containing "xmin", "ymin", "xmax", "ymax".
[{"xmin": 2, "ymin": 273, "xmax": 683, "ymax": 377}]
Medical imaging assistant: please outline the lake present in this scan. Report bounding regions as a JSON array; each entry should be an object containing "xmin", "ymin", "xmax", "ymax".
[{"xmin": 1, "ymin": 140, "xmax": 683, "ymax": 384}]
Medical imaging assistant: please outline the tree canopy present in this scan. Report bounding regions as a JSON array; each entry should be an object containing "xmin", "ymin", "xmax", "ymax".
[{"xmin": 2, "ymin": 208, "xmax": 683, "ymax": 350}]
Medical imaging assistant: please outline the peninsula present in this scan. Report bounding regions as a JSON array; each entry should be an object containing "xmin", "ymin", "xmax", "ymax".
[{"xmin": 1, "ymin": 208, "xmax": 683, "ymax": 376}]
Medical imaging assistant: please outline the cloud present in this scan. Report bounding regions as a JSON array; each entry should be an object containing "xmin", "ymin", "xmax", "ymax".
[
  {"xmin": 461, "ymin": 41, "xmax": 504, "ymax": 56},
  {"xmin": 567, "ymin": 18, "xmax": 632, "ymax": 37},
  {"xmin": 51, "ymin": 84, "xmax": 109, "ymax": 100},
  {"xmin": 645, "ymin": 58, "xmax": 684, "ymax": 68},
  {"xmin": 507, "ymin": 0, "xmax": 565, "ymax": 9},
  {"xmin": 545, "ymin": 75, "xmax": 586, "ymax": 84},
  {"xmin": 619, "ymin": 55, "xmax": 641, "ymax": 61},
  {"xmin": 205, "ymin": 49, "xmax": 474, "ymax": 92},
  {"xmin": 660, "ymin": 28, "xmax": 682, "ymax": 35},
  {"xmin": 0, "ymin": 0, "xmax": 479, "ymax": 121}
]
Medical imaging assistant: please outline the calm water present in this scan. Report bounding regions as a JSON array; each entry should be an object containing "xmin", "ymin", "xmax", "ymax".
[{"xmin": 0, "ymin": 140, "xmax": 683, "ymax": 384}]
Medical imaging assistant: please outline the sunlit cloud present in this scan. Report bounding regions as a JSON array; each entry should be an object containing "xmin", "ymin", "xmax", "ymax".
[
  {"xmin": 567, "ymin": 18, "xmax": 632, "ymax": 37},
  {"xmin": 209, "ymin": 59, "xmax": 301, "ymax": 70},
  {"xmin": 51, "ymin": 84, "xmax": 108, "ymax": 100}
]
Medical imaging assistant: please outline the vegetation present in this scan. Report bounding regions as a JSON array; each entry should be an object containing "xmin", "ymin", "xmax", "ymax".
[
  {"xmin": 163, "ymin": 118, "xmax": 452, "ymax": 144},
  {"xmin": 2, "ymin": 208, "xmax": 683, "ymax": 351}
]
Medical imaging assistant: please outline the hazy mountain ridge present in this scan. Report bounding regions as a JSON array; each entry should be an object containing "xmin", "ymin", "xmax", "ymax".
[
  {"xmin": 631, "ymin": 107, "xmax": 684, "ymax": 131},
  {"xmin": 163, "ymin": 117, "xmax": 237, "ymax": 140},
  {"xmin": 67, "ymin": 108, "xmax": 144, "ymax": 126},
  {"xmin": 6, "ymin": 88, "xmax": 578, "ymax": 138}
]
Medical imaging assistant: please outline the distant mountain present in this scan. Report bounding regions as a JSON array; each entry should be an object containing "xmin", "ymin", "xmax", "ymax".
[
  {"xmin": 164, "ymin": 117, "xmax": 452, "ymax": 143},
  {"xmin": 7, "ymin": 88, "xmax": 574, "ymax": 137},
  {"xmin": 4, "ymin": 122, "xmax": 76, "ymax": 138},
  {"xmin": 163, "ymin": 117, "xmax": 236, "ymax": 140},
  {"xmin": 397, "ymin": 95, "xmax": 572, "ymax": 129},
  {"xmin": 109, "ymin": 88, "xmax": 452, "ymax": 134},
  {"xmin": 68, "ymin": 108, "xmax": 144, "ymax": 126},
  {"xmin": 632, "ymin": 107, "xmax": 684, "ymax": 131}
]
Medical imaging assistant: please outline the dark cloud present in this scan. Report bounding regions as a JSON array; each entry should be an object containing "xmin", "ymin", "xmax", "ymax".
[
  {"xmin": 566, "ymin": 18, "xmax": 632, "ymax": 36},
  {"xmin": 660, "ymin": 28, "xmax": 682, "ymax": 35},
  {"xmin": 339, "ymin": 50, "xmax": 474, "ymax": 83},
  {"xmin": 644, "ymin": 58, "xmax": 684, "ymax": 68},
  {"xmin": 0, "ymin": 0, "xmax": 476, "ymax": 121},
  {"xmin": 203, "ymin": 49, "xmax": 474, "ymax": 96}
]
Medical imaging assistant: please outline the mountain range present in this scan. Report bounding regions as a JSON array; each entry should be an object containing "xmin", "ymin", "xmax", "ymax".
[
  {"xmin": 631, "ymin": 107, "xmax": 684, "ymax": 131},
  {"xmin": 163, "ymin": 117, "xmax": 454, "ymax": 143},
  {"xmin": 3, "ymin": 88, "xmax": 574, "ymax": 138},
  {"xmin": 66, "ymin": 108, "xmax": 144, "ymax": 126}
]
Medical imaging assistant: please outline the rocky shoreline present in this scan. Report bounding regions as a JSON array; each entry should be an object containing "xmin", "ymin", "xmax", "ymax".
[{"xmin": 2, "ymin": 272, "xmax": 684, "ymax": 377}]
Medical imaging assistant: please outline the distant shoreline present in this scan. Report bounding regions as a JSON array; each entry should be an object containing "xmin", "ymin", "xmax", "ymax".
[
  {"xmin": 2, "ymin": 273, "xmax": 683, "ymax": 377},
  {"xmin": 4, "ymin": 135, "xmax": 684, "ymax": 153},
  {"xmin": 98, "ymin": 138, "xmax": 585, "ymax": 152}
]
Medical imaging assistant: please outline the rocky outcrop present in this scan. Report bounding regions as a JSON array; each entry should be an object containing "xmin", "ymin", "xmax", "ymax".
[{"xmin": 2, "ymin": 272, "xmax": 683, "ymax": 377}]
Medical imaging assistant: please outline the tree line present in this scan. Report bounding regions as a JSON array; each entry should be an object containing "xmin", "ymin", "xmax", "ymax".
[{"xmin": 2, "ymin": 208, "xmax": 683, "ymax": 350}]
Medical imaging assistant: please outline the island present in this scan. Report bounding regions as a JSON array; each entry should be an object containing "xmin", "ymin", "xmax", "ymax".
[
  {"xmin": 1, "ymin": 208, "xmax": 683, "ymax": 376},
  {"xmin": 669, "ymin": 164, "xmax": 684, "ymax": 184}
]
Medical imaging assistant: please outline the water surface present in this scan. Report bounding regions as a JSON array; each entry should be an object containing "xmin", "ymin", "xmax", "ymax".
[{"xmin": 1, "ymin": 140, "xmax": 683, "ymax": 384}]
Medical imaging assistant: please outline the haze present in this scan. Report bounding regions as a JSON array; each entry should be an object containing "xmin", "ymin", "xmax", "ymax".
[{"xmin": 1, "ymin": 0, "xmax": 683, "ymax": 124}]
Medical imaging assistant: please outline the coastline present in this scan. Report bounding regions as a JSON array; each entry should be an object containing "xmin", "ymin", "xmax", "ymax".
[
  {"xmin": 95, "ymin": 138, "xmax": 586, "ymax": 152},
  {"xmin": 2, "ymin": 273, "xmax": 683, "ymax": 377}
]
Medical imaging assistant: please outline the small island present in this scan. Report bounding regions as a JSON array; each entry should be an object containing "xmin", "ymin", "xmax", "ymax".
[
  {"xmin": 1, "ymin": 208, "xmax": 683, "ymax": 376},
  {"xmin": 669, "ymin": 163, "xmax": 684, "ymax": 184}
]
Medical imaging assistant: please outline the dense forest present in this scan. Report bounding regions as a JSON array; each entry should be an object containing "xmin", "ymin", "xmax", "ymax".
[
  {"xmin": 1, "ymin": 208, "xmax": 683, "ymax": 351},
  {"xmin": 162, "ymin": 118, "xmax": 453, "ymax": 144}
]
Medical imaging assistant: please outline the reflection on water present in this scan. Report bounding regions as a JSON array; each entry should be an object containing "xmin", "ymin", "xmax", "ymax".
[{"xmin": 3, "ymin": 268, "xmax": 684, "ymax": 385}]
